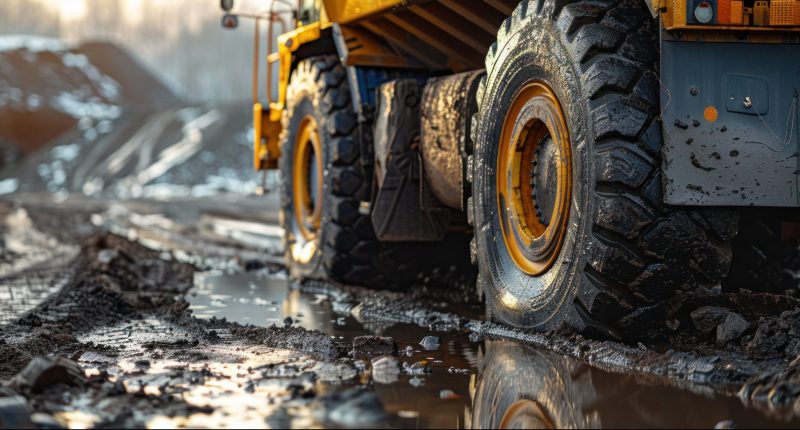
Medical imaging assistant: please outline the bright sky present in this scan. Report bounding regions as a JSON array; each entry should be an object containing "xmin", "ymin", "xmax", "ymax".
[{"xmin": 53, "ymin": 0, "xmax": 89, "ymax": 20}]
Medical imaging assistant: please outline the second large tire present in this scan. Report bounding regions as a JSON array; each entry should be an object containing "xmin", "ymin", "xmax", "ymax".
[{"xmin": 279, "ymin": 56, "xmax": 471, "ymax": 288}]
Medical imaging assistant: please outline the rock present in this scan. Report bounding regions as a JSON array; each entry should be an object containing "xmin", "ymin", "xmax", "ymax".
[
  {"xmin": 403, "ymin": 361, "xmax": 430, "ymax": 376},
  {"xmin": 666, "ymin": 319, "xmax": 680, "ymax": 331},
  {"xmin": 351, "ymin": 336, "xmax": 396, "ymax": 357},
  {"xmin": 714, "ymin": 419, "xmax": 736, "ymax": 429},
  {"xmin": 398, "ymin": 410, "xmax": 419, "ymax": 419},
  {"xmin": 690, "ymin": 306, "xmax": 732, "ymax": 333},
  {"xmin": 439, "ymin": 389, "xmax": 458, "ymax": 399},
  {"xmin": 30, "ymin": 413, "xmax": 62, "ymax": 429},
  {"xmin": 96, "ymin": 249, "xmax": 118, "ymax": 264},
  {"xmin": 745, "ymin": 309, "xmax": 800, "ymax": 359},
  {"xmin": 10, "ymin": 356, "xmax": 85, "ymax": 393},
  {"xmin": 283, "ymin": 317, "xmax": 293, "ymax": 327},
  {"xmin": 317, "ymin": 388, "xmax": 387, "ymax": 426},
  {"xmin": 310, "ymin": 362, "xmax": 357, "ymax": 382},
  {"xmin": 419, "ymin": 336, "xmax": 440, "ymax": 351},
  {"xmin": 717, "ymin": 313, "xmax": 750, "ymax": 346},
  {"xmin": 265, "ymin": 408, "xmax": 292, "ymax": 429},
  {"xmin": 0, "ymin": 396, "xmax": 33, "ymax": 429},
  {"xmin": 371, "ymin": 356, "xmax": 400, "ymax": 384}
]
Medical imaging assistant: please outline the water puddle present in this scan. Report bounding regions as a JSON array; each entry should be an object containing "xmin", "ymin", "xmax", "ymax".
[
  {"xmin": 190, "ymin": 272, "xmax": 326, "ymax": 329},
  {"xmin": 185, "ymin": 272, "xmax": 800, "ymax": 428}
]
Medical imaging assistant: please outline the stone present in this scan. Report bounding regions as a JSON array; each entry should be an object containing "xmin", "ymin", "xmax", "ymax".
[
  {"xmin": 717, "ymin": 313, "xmax": 750, "ymax": 346},
  {"xmin": 714, "ymin": 420, "xmax": 736, "ymax": 429},
  {"xmin": 371, "ymin": 356, "xmax": 400, "ymax": 384},
  {"xmin": 10, "ymin": 356, "xmax": 85, "ymax": 393},
  {"xmin": 310, "ymin": 362, "xmax": 357, "ymax": 382},
  {"xmin": 690, "ymin": 306, "xmax": 731, "ymax": 333},
  {"xmin": 318, "ymin": 388, "xmax": 387, "ymax": 426},
  {"xmin": 0, "ymin": 396, "xmax": 33, "ymax": 429},
  {"xmin": 419, "ymin": 336, "xmax": 440, "ymax": 351}
]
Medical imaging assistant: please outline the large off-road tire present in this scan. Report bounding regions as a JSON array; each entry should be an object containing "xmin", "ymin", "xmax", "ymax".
[
  {"xmin": 469, "ymin": 0, "xmax": 738, "ymax": 335},
  {"xmin": 280, "ymin": 56, "xmax": 469, "ymax": 288}
]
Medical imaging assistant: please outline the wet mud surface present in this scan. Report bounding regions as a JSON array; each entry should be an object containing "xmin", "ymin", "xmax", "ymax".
[{"xmin": 2, "ymin": 198, "xmax": 800, "ymax": 428}]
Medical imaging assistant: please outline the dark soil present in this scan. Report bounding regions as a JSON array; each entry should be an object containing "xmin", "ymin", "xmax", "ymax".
[
  {"xmin": 0, "ymin": 231, "xmax": 354, "ymax": 426},
  {"xmin": 617, "ymin": 289, "xmax": 800, "ymax": 357}
]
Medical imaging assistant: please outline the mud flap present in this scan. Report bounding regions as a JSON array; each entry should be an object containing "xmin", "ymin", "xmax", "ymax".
[{"xmin": 370, "ymin": 79, "xmax": 449, "ymax": 241}]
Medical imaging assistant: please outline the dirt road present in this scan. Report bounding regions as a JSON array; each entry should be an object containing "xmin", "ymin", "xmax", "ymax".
[{"xmin": 1, "ymin": 191, "xmax": 800, "ymax": 429}]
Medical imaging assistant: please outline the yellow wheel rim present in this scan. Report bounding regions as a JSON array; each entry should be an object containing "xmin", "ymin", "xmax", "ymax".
[
  {"xmin": 499, "ymin": 399, "xmax": 555, "ymax": 429},
  {"xmin": 292, "ymin": 115, "xmax": 323, "ymax": 243},
  {"xmin": 497, "ymin": 82, "xmax": 572, "ymax": 276}
]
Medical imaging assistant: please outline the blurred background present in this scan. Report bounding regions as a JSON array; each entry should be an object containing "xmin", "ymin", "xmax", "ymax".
[
  {"xmin": 0, "ymin": 0, "xmax": 268, "ymax": 103},
  {"xmin": 0, "ymin": 0, "xmax": 282, "ymax": 198}
]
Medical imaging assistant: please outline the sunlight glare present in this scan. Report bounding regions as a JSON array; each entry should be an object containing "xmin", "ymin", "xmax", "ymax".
[{"xmin": 56, "ymin": 0, "xmax": 88, "ymax": 21}]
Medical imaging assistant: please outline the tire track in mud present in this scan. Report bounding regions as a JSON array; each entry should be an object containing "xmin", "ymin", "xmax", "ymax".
[{"xmin": 0, "ymin": 207, "xmax": 79, "ymax": 325}]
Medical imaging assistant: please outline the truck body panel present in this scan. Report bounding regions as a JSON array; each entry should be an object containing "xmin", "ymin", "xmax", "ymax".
[{"xmin": 661, "ymin": 39, "xmax": 800, "ymax": 207}]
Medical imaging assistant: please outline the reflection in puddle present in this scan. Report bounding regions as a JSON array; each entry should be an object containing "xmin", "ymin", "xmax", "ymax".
[
  {"xmin": 181, "ymin": 273, "xmax": 800, "ymax": 428},
  {"xmin": 190, "ymin": 272, "xmax": 332, "ymax": 332},
  {"xmin": 469, "ymin": 340, "xmax": 800, "ymax": 429}
]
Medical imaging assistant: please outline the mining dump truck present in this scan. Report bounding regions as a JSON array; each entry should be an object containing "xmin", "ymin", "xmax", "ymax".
[{"xmin": 220, "ymin": 0, "xmax": 800, "ymax": 336}]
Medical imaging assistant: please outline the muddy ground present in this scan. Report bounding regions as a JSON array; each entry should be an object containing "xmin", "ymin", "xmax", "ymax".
[{"xmin": 1, "ymin": 194, "xmax": 800, "ymax": 429}]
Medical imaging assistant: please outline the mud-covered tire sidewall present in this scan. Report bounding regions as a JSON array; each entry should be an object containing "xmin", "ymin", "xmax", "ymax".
[{"xmin": 473, "ymin": 9, "xmax": 591, "ymax": 329}]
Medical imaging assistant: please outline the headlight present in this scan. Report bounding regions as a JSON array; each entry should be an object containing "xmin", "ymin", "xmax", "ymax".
[{"xmin": 694, "ymin": 1, "xmax": 714, "ymax": 24}]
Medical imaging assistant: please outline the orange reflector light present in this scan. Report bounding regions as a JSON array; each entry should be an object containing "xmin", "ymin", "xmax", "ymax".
[{"xmin": 704, "ymin": 106, "xmax": 719, "ymax": 122}]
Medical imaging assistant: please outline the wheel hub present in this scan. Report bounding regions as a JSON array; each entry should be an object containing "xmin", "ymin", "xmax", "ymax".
[
  {"xmin": 497, "ymin": 82, "xmax": 572, "ymax": 276},
  {"xmin": 531, "ymin": 135, "xmax": 559, "ymax": 227}
]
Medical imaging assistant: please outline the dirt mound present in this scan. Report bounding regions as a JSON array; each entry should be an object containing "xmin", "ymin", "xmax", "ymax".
[
  {"xmin": 74, "ymin": 42, "xmax": 179, "ymax": 107},
  {"xmin": 617, "ymin": 289, "xmax": 800, "ymax": 355},
  {"xmin": 0, "ymin": 37, "xmax": 179, "ymax": 157}
]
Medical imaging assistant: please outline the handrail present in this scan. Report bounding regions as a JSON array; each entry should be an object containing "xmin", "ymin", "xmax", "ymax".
[{"xmin": 235, "ymin": 3, "xmax": 295, "ymax": 107}]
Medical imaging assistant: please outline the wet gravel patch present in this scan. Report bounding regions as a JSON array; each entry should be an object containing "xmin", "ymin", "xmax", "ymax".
[{"xmin": 0, "ymin": 232, "xmax": 386, "ymax": 427}]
